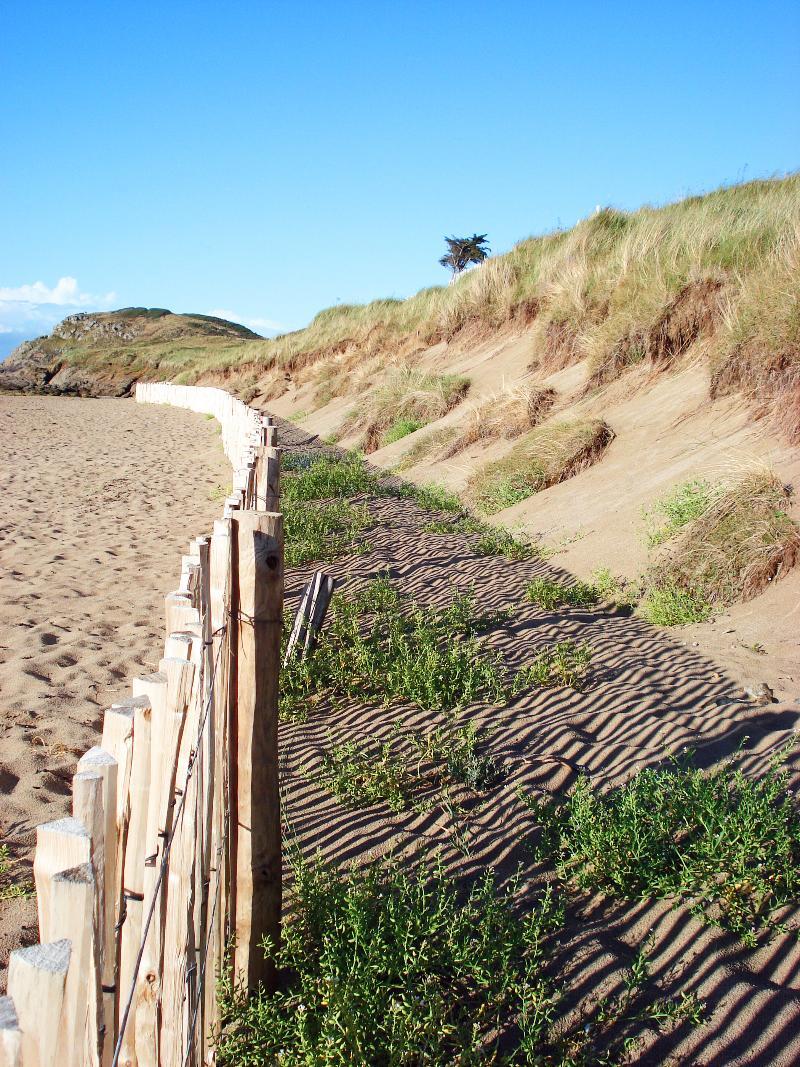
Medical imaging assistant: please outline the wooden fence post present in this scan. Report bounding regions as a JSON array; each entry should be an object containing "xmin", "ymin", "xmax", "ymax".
[
  {"xmin": 7, "ymin": 941, "xmax": 70, "ymax": 1067},
  {"xmin": 229, "ymin": 510, "xmax": 284, "ymax": 991},
  {"xmin": 254, "ymin": 447, "xmax": 281, "ymax": 512},
  {"xmin": 77, "ymin": 747, "xmax": 119, "ymax": 1066},
  {"xmin": 0, "ymin": 997, "xmax": 21, "ymax": 1067}
]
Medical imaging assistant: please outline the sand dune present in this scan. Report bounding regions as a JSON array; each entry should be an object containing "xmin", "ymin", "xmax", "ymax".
[{"xmin": 0, "ymin": 395, "xmax": 230, "ymax": 985}]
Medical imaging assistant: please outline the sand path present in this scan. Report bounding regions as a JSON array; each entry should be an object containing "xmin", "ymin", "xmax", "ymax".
[
  {"xmin": 0, "ymin": 395, "xmax": 230, "ymax": 984},
  {"xmin": 275, "ymin": 421, "xmax": 800, "ymax": 1065}
]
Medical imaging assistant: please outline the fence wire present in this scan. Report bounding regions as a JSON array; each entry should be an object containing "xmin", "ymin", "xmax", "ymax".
[{"xmin": 111, "ymin": 603, "xmax": 230, "ymax": 1067}]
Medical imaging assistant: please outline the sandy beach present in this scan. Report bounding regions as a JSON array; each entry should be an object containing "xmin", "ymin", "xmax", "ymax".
[{"xmin": 0, "ymin": 395, "xmax": 230, "ymax": 984}]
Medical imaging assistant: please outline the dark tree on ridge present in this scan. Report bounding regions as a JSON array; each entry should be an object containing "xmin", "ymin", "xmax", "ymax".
[{"xmin": 439, "ymin": 234, "xmax": 490, "ymax": 278}]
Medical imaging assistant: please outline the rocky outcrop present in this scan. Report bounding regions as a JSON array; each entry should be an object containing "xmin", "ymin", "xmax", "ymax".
[{"xmin": 0, "ymin": 308, "xmax": 261, "ymax": 397}]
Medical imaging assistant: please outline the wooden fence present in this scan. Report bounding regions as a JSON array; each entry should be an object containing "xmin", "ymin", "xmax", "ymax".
[{"xmin": 1, "ymin": 384, "xmax": 284, "ymax": 1067}]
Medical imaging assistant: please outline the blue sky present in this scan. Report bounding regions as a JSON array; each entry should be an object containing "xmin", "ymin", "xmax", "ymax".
[{"xmin": 1, "ymin": 0, "xmax": 798, "ymax": 357}]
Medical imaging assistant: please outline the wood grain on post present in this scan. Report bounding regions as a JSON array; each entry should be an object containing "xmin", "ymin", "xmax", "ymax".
[
  {"xmin": 254, "ymin": 447, "xmax": 281, "ymax": 512},
  {"xmin": 134, "ymin": 654, "xmax": 193, "ymax": 1067},
  {"xmin": 34, "ymin": 817, "xmax": 91, "ymax": 937},
  {"xmin": 165, "ymin": 592, "xmax": 198, "ymax": 637},
  {"xmin": 0, "ymin": 998, "xmax": 21, "ymax": 1067},
  {"xmin": 72, "ymin": 770, "xmax": 107, "ymax": 1062},
  {"xmin": 77, "ymin": 748, "xmax": 119, "ymax": 1066},
  {"xmin": 7, "ymin": 941, "xmax": 70, "ymax": 1067},
  {"xmin": 202, "ymin": 521, "xmax": 231, "ymax": 1051},
  {"xmin": 159, "ymin": 628, "xmax": 204, "ymax": 1067},
  {"xmin": 116, "ymin": 690, "xmax": 153, "ymax": 1067},
  {"xmin": 48, "ymin": 864, "xmax": 101, "ymax": 1067},
  {"xmin": 191, "ymin": 538, "xmax": 213, "ymax": 1067},
  {"xmin": 229, "ymin": 510, "xmax": 284, "ymax": 991}
]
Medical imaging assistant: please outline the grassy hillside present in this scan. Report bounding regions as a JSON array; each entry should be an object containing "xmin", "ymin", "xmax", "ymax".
[
  {"xmin": 7, "ymin": 176, "xmax": 797, "ymax": 439},
  {"xmin": 201, "ymin": 174, "xmax": 799, "ymax": 443}
]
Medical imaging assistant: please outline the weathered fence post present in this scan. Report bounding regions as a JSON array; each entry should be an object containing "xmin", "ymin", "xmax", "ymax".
[{"xmin": 229, "ymin": 510, "xmax": 284, "ymax": 991}]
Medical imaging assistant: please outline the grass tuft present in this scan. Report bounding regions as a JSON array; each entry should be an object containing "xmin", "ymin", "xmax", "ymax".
[
  {"xmin": 515, "ymin": 640, "xmax": 594, "ymax": 691},
  {"xmin": 645, "ymin": 479, "xmax": 713, "ymax": 546},
  {"xmin": 467, "ymin": 418, "xmax": 614, "ymax": 514},
  {"xmin": 341, "ymin": 368, "xmax": 470, "ymax": 452},
  {"xmin": 645, "ymin": 469, "xmax": 799, "ymax": 608},
  {"xmin": 639, "ymin": 582, "xmax": 712, "ymax": 626},
  {"xmin": 440, "ymin": 384, "xmax": 558, "ymax": 458},
  {"xmin": 526, "ymin": 577, "xmax": 599, "ymax": 610}
]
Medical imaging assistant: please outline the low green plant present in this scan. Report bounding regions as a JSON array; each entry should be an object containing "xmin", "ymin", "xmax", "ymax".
[
  {"xmin": 645, "ymin": 479, "xmax": 713, "ymax": 546},
  {"xmin": 516, "ymin": 640, "xmax": 594, "ymax": 691},
  {"xmin": 399, "ymin": 481, "xmax": 463, "ymax": 512},
  {"xmin": 639, "ymin": 581, "xmax": 712, "ymax": 625},
  {"xmin": 216, "ymin": 858, "xmax": 563, "ymax": 1065},
  {"xmin": 283, "ymin": 499, "xmax": 370, "ymax": 566},
  {"xmin": 381, "ymin": 416, "xmax": 425, "ymax": 446},
  {"xmin": 526, "ymin": 577, "xmax": 599, "ymax": 611},
  {"xmin": 282, "ymin": 452, "xmax": 380, "ymax": 501},
  {"xmin": 0, "ymin": 844, "xmax": 31, "ymax": 901},
  {"xmin": 422, "ymin": 512, "xmax": 539, "ymax": 560},
  {"xmin": 317, "ymin": 721, "xmax": 504, "ymax": 814},
  {"xmin": 411, "ymin": 720, "xmax": 505, "ymax": 792},
  {"xmin": 591, "ymin": 567, "xmax": 638, "ymax": 608},
  {"xmin": 287, "ymin": 409, "xmax": 308, "ymax": 422},
  {"xmin": 522, "ymin": 747, "xmax": 800, "ymax": 943},
  {"xmin": 319, "ymin": 738, "xmax": 412, "ymax": 813},
  {"xmin": 280, "ymin": 581, "xmax": 514, "ymax": 721},
  {"xmin": 216, "ymin": 856, "xmax": 703, "ymax": 1064},
  {"xmin": 475, "ymin": 525, "xmax": 538, "ymax": 560}
]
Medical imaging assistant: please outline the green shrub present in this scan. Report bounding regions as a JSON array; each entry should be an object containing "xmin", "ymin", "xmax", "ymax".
[
  {"xmin": 645, "ymin": 479, "xmax": 713, "ymax": 546},
  {"xmin": 522, "ymin": 749, "xmax": 800, "ymax": 943},
  {"xmin": 399, "ymin": 481, "xmax": 463, "ymax": 512},
  {"xmin": 639, "ymin": 582, "xmax": 712, "ymax": 625},
  {"xmin": 515, "ymin": 640, "xmax": 594, "ymax": 691},
  {"xmin": 216, "ymin": 860, "xmax": 562, "ymax": 1065},
  {"xmin": 280, "ymin": 581, "xmax": 511, "ymax": 720},
  {"xmin": 320, "ymin": 739, "xmax": 412, "ymax": 813},
  {"xmin": 381, "ymin": 416, "xmax": 425, "ymax": 446},
  {"xmin": 283, "ymin": 452, "xmax": 380, "ymax": 501},
  {"xmin": 283, "ymin": 499, "xmax": 370, "ymax": 566},
  {"xmin": 526, "ymin": 577, "xmax": 599, "ymax": 610}
]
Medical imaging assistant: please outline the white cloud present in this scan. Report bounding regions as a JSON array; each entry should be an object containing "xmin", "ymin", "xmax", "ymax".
[
  {"xmin": 209, "ymin": 308, "xmax": 286, "ymax": 335},
  {"xmin": 0, "ymin": 276, "xmax": 117, "ymax": 335}
]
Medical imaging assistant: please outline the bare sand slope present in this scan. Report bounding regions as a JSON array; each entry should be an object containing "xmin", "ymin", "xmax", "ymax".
[
  {"xmin": 0, "ymin": 395, "xmax": 230, "ymax": 985},
  {"xmin": 277, "ymin": 345, "xmax": 799, "ymax": 703}
]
